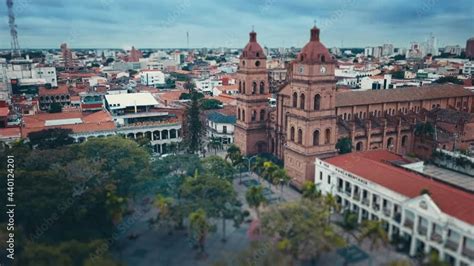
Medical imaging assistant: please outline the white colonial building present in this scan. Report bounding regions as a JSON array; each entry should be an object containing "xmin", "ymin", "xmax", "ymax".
[
  {"xmin": 104, "ymin": 92, "xmax": 182, "ymax": 154},
  {"xmin": 315, "ymin": 150, "xmax": 474, "ymax": 266}
]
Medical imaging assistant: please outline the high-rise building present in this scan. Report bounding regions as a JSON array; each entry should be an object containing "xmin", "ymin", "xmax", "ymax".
[
  {"xmin": 382, "ymin": 44, "xmax": 394, "ymax": 56},
  {"xmin": 60, "ymin": 43, "xmax": 73, "ymax": 68},
  {"xmin": 466, "ymin": 37, "xmax": 474, "ymax": 59}
]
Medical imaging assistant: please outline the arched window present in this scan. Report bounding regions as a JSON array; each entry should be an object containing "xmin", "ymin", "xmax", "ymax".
[
  {"xmin": 356, "ymin": 142, "xmax": 363, "ymax": 151},
  {"xmin": 252, "ymin": 81, "xmax": 257, "ymax": 94},
  {"xmin": 237, "ymin": 108, "xmax": 241, "ymax": 120},
  {"xmin": 325, "ymin": 128, "xmax": 331, "ymax": 144},
  {"xmin": 260, "ymin": 109, "xmax": 265, "ymax": 121},
  {"xmin": 259, "ymin": 81, "xmax": 265, "ymax": 94},
  {"xmin": 297, "ymin": 129, "xmax": 303, "ymax": 144},
  {"xmin": 242, "ymin": 110, "xmax": 245, "ymax": 122},
  {"xmin": 242, "ymin": 81, "xmax": 246, "ymax": 94},
  {"xmin": 401, "ymin": 135, "xmax": 408, "ymax": 147},
  {"xmin": 300, "ymin": 93, "xmax": 305, "ymax": 109},
  {"xmin": 314, "ymin": 94, "xmax": 321, "ymax": 110},
  {"xmin": 290, "ymin": 127, "xmax": 295, "ymax": 141},
  {"xmin": 251, "ymin": 110, "xmax": 257, "ymax": 121},
  {"xmin": 343, "ymin": 113, "xmax": 347, "ymax": 120},
  {"xmin": 348, "ymin": 113, "xmax": 351, "ymax": 120},
  {"xmin": 387, "ymin": 137, "xmax": 394, "ymax": 149},
  {"xmin": 321, "ymin": 55, "xmax": 325, "ymax": 63},
  {"xmin": 292, "ymin": 92, "xmax": 297, "ymax": 107},
  {"xmin": 238, "ymin": 81, "xmax": 242, "ymax": 93},
  {"xmin": 313, "ymin": 130, "xmax": 320, "ymax": 145}
]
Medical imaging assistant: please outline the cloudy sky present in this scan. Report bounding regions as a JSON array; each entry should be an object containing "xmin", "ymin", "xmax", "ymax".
[{"xmin": 1, "ymin": 0, "xmax": 473, "ymax": 49}]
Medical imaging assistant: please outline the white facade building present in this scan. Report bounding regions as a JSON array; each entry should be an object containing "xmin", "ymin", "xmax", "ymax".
[
  {"xmin": 360, "ymin": 74, "xmax": 392, "ymax": 90},
  {"xmin": 194, "ymin": 78, "xmax": 222, "ymax": 94},
  {"xmin": 315, "ymin": 151, "xmax": 474, "ymax": 266},
  {"xmin": 140, "ymin": 70, "xmax": 165, "ymax": 87},
  {"xmin": 104, "ymin": 92, "xmax": 182, "ymax": 154},
  {"xmin": 462, "ymin": 62, "xmax": 474, "ymax": 75},
  {"xmin": 206, "ymin": 111, "xmax": 236, "ymax": 144}
]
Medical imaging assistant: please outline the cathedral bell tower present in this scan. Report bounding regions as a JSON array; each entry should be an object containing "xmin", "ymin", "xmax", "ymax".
[
  {"xmin": 282, "ymin": 26, "xmax": 338, "ymax": 186},
  {"xmin": 234, "ymin": 31, "xmax": 270, "ymax": 155}
]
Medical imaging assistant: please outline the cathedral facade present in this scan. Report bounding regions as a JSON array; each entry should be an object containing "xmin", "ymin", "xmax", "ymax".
[{"xmin": 235, "ymin": 27, "xmax": 474, "ymax": 187}]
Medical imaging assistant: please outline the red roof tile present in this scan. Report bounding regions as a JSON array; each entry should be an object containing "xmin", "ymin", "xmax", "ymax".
[{"xmin": 325, "ymin": 150, "xmax": 474, "ymax": 224}]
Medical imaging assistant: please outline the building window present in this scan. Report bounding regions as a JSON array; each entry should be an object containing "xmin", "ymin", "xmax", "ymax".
[
  {"xmin": 297, "ymin": 129, "xmax": 303, "ymax": 144},
  {"xmin": 319, "ymin": 171, "xmax": 323, "ymax": 181},
  {"xmin": 325, "ymin": 128, "xmax": 331, "ymax": 144},
  {"xmin": 356, "ymin": 141, "xmax": 363, "ymax": 151},
  {"xmin": 313, "ymin": 130, "xmax": 320, "ymax": 145},
  {"xmin": 401, "ymin": 135, "xmax": 408, "ymax": 147},
  {"xmin": 290, "ymin": 126, "xmax": 295, "ymax": 141},
  {"xmin": 327, "ymin": 175, "xmax": 331, "ymax": 184},
  {"xmin": 259, "ymin": 81, "xmax": 265, "ymax": 94},
  {"xmin": 238, "ymin": 108, "xmax": 241, "ymax": 120},
  {"xmin": 238, "ymin": 81, "xmax": 242, "ymax": 93},
  {"xmin": 300, "ymin": 93, "xmax": 305, "ymax": 109},
  {"xmin": 251, "ymin": 110, "xmax": 256, "ymax": 121},
  {"xmin": 223, "ymin": 126, "xmax": 227, "ymax": 134},
  {"xmin": 292, "ymin": 92, "xmax": 297, "ymax": 107},
  {"xmin": 242, "ymin": 110, "xmax": 245, "ymax": 122},
  {"xmin": 314, "ymin": 94, "xmax": 321, "ymax": 110},
  {"xmin": 242, "ymin": 81, "xmax": 246, "ymax": 94},
  {"xmin": 252, "ymin": 81, "xmax": 257, "ymax": 94},
  {"xmin": 260, "ymin": 109, "xmax": 265, "ymax": 121},
  {"xmin": 387, "ymin": 137, "xmax": 394, "ymax": 149}
]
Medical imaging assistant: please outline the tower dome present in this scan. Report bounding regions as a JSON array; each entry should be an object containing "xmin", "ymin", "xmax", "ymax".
[
  {"xmin": 241, "ymin": 31, "xmax": 266, "ymax": 59},
  {"xmin": 297, "ymin": 26, "xmax": 334, "ymax": 64}
]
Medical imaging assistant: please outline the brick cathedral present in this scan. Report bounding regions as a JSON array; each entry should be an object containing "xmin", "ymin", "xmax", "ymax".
[{"xmin": 234, "ymin": 26, "xmax": 474, "ymax": 187}]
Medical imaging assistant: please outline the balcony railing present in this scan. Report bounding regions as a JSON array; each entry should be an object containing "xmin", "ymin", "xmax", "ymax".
[
  {"xmin": 394, "ymin": 213, "xmax": 401, "ymax": 223},
  {"xmin": 383, "ymin": 208, "xmax": 391, "ymax": 217},
  {"xmin": 418, "ymin": 226, "xmax": 427, "ymax": 236},
  {"xmin": 430, "ymin": 233, "xmax": 442, "ymax": 243},
  {"xmin": 353, "ymin": 193, "xmax": 360, "ymax": 201},
  {"xmin": 372, "ymin": 204, "xmax": 380, "ymax": 212},
  {"xmin": 362, "ymin": 198, "xmax": 370, "ymax": 206},
  {"xmin": 462, "ymin": 247, "xmax": 474, "ymax": 260},
  {"xmin": 337, "ymin": 187, "xmax": 343, "ymax": 193},
  {"xmin": 445, "ymin": 239, "xmax": 459, "ymax": 251},
  {"xmin": 404, "ymin": 219, "xmax": 414, "ymax": 229}
]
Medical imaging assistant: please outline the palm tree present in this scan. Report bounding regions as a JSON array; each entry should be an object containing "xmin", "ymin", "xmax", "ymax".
[
  {"xmin": 208, "ymin": 136, "xmax": 221, "ymax": 155},
  {"xmin": 245, "ymin": 186, "xmax": 267, "ymax": 219},
  {"xmin": 262, "ymin": 161, "xmax": 278, "ymax": 188},
  {"xmin": 188, "ymin": 209, "xmax": 211, "ymax": 259},
  {"xmin": 324, "ymin": 193, "xmax": 340, "ymax": 224},
  {"xmin": 153, "ymin": 194, "xmax": 175, "ymax": 234},
  {"xmin": 225, "ymin": 144, "xmax": 241, "ymax": 165},
  {"xmin": 357, "ymin": 220, "xmax": 389, "ymax": 251},
  {"xmin": 302, "ymin": 181, "xmax": 320, "ymax": 200},
  {"xmin": 273, "ymin": 168, "xmax": 290, "ymax": 197}
]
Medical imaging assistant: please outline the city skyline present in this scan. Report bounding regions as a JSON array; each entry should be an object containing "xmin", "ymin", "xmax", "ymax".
[{"xmin": 0, "ymin": 0, "xmax": 473, "ymax": 50}]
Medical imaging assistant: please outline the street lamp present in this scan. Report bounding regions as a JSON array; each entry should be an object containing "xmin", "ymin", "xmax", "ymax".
[{"xmin": 243, "ymin": 155, "xmax": 258, "ymax": 175}]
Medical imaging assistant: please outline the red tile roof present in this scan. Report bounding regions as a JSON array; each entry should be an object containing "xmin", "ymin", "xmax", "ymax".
[
  {"xmin": 335, "ymin": 84, "xmax": 474, "ymax": 107},
  {"xmin": 21, "ymin": 110, "xmax": 115, "ymax": 137},
  {"xmin": 39, "ymin": 85, "xmax": 69, "ymax": 96},
  {"xmin": 0, "ymin": 127, "xmax": 20, "ymax": 138},
  {"xmin": 0, "ymin": 107, "xmax": 9, "ymax": 117},
  {"xmin": 325, "ymin": 150, "xmax": 474, "ymax": 224}
]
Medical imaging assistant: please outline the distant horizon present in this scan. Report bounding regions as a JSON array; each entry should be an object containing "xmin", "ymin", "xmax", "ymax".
[{"xmin": 1, "ymin": 0, "xmax": 473, "ymax": 50}]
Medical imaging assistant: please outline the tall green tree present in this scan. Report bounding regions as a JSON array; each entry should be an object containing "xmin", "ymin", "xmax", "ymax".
[
  {"xmin": 357, "ymin": 220, "xmax": 389, "ymax": 251},
  {"xmin": 27, "ymin": 128, "xmax": 74, "ymax": 149},
  {"xmin": 245, "ymin": 186, "xmax": 267, "ymax": 219},
  {"xmin": 260, "ymin": 199, "xmax": 345, "ymax": 263},
  {"xmin": 336, "ymin": 137, "xmax": 352, "ymax": 154},
  {"xmin": 188, "ymin": 209, "xmax": 211, "ymax": 259},
  {"xmin": 301, "ymin": 181, "xmax": 320, "ymax": 200},
  {"xmin": 184, "ymin": 82, "xmax": 205, "ymax": 154}
]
